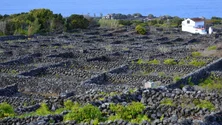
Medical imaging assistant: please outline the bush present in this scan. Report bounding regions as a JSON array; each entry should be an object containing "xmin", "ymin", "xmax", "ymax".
[
  {"xmin": 160, "ymin": 98, "xmax": 175, "ymax": 106},
  {"xmin": 109, "ymin": 102, "xmax": 149, "ymax": 123},
  {"xmin": 135, "ymin": 25, "xmax": 147, "ymax": 35},
  {"xmin": 189, "ymin": 60, "xmax": 206, "ymax": 67},
  {"xmin": 66, "ymin": 14, "xmax": 89, "ymax": 31},
  {"xmin": 0, "ymin": 102, "xmax": 14, "ymax": 118},
  {"xmin": 207, "ymin": 45, "xmax": 217, "ymax": 50},
  {"xmin": 199, "ymin": 75, "xmax": 222, "ymax": 92},
  {"xmin": 98, "ymin": 19, "xmax": 120, "ymax": 28},
  {"xmin": 28, "ymin": 19, "xmax": 41, "ymax": 36},
  {"xmin": 148, "ymin": 59, "xmax": 160, "ymax": 65},
  {"xmin": 173, "ymin": 76, "xmax": 181, "ymax": 82},
  {"xmin": 193, "ymin": 99, "xmax": 215, "ymax": 111},
  {"xmin": 118, "ymin": 20, "xmax": 132, "ymax": 26},
  {"xmin": 164, "ymin": 59, "xmax": 177, "ymax": 65},
  {"xmin": 35, "ymin": 103, "xmax": 51, "ymax": 116},
  {"xmin": 64, "ymin": 104, "xmax": 102, "ymax": 123},
  {"xmin": 191, "ymin": 52, "xmax": 202, "ymax": 57},
  {"xmin": 137, "ymin": 59, "xmax": 145, "ymax": 64}
]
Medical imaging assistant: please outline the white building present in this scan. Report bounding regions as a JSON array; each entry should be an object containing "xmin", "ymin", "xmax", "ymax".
[
  {"xmin": 182, "ymin": 18, "xmax": 207, "ymax": 34},
  {"xmin": 209, "ymin": 27, "xmax": 213, "ymax": 34}
]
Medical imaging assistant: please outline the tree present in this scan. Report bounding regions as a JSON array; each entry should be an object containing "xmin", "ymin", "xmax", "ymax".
[
  {"xmin": 133, "ymin": 13, "xmax": 142, "ymax": 17},
  {"xmin": 29, "ymin": 9, "xmax": 54, "ymax": 32},
  {"xmin": 28, "ymin": 18, "xmax": 41, "ymax": 36},
  {"xmin": 0, "ymin": 21, "xmax": 6, "ymax": 35},
  {"xmin": 147, "ymin": 14, "xmax": 155, "ymax": 19},
  {"xmin": 65, "ymin": 14, "xmax": 89, "ymax": 31},
  {"xmin": 50, "ymin": 14, "xmax": 65, "ymax": 33}
]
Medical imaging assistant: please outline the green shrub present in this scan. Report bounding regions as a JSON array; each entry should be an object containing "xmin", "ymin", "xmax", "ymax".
[
  {"xmin": 191, "ymin": 52, "xmax": 202, "ymax": 57},
  {"xmin": 118, "ymin": 20, "xmax": 133, "ymax": 26},
  {"xmin": 178, "ymin": 59, "xmax": 186, "ymax": 65},
  {"xmin": 164, "ymin": 59, "xmax": 177, "ymax": 65},
  {"xmin": 66, "ymin": 14, "xmax": 89, "ymax": 30},
  {"xmin": 160, "ymin": 98, "xmax": 175, "ymax": 106},
  {"xmin": 173, "ymin": 76, "xmax": 181, "ymax": 82},
  {"xmin": 28, "ymin": 19, "xmax": 41, "ymax": 36},
  {"xmin": 64, "ymin": 104, "xmax": 102, "ymax": 123},
  {"xmin": 193, "ymin": 99, "xmax": 215, "ymax": 111},
  {"xmin": 207, "ymin": 45, "xmax": 217, "ymax": 50},
  {"xmin": 189, "ymin": 60, "xmax": 206, "ymax": 67},
  {"xmin": 0, "ymin": 102, "xmax": 14, "ymax": 118},
  {"xmin": 35, "ymin": 103, "xmax": 51, "ymax": 116},
  {"xmin": 188, "ymin": 77, "xmax": 194, "ymax": 86},
  {"xmin": 148, "ymin": 59, "xmax": 160, "ymax": 65},
  {"xmin": 135, "ymin": 25, "xmax": 147, "ymax": 35},
  {"xmin": 109, "ymin": 102, "xmax": 149, "ymax": 123},
  {"xmin": 137, "ymin": 59, "xmax": 145, "ymax": 64},
  {"xmin": 98, "ymin": 19, "xmax": 120, "ymax": 28},
  {"xmin": 64, "ymin": 100, "xmax": 75, "ymax": 110},
  {"xmin": 199, "ymin": 75, "xmax": 222, "ymax": 91}
]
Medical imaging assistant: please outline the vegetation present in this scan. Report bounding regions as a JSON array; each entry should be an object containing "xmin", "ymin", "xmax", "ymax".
[
  {"xmin": 136, "ymin": 59, "xmax": 145, "ymax": 64},
  {"xmin": 207, "ymin": 45, "xmax": 217, "ymax": 50},
  {"xmin": 135, "ymin": 25, "xmax": 147, "ymax": 35},
  {"xmin": 98, "ymin": 19, "xmax": 120, "ymax": 28},
  {"xmin": 35, "ymin": 103, "xmax": 51, "ymax": 116},
  {"xmin": 173, "ymin": 76, "xmax": 181, "ymax": 82},
  {"xmin": 0, "ymin": 8, "xmax": 89, "ymax": 36},
  {"xmin": 189, "ymin": 59, "xmax": 206, "ymax": 67},
  {"xmin": 148, "ymin": 59, "xmax": 160, "ymax": 65},
  {"xmin": 64, "ymin": 103, "xmax": 103, "ymax": 123},
  {"xmin": 191, "ymin": 52, "xmax": 202, "ymax": 57},
  {"xmin": 188, "ymin": 77, "xmax": 194, "ymax": 86},
  {"xmin": 164, "ymin": 59, "xmax": 177, "ymax": 65},
  {"xmin": 0, "ymin": 102, "xmax": 15, "ymax": 118},
  {"xmin": 66, "ymin": 14, "xmax": 89, "ymax": 30},
  {"xmin": 160, "ymin": 98, "xmax": 175, "ymax": 106},
  {"xmin": 109, "ymin": 102, "xmax": 150, "ymax": 124},
  {"xmin": 193, "ymin": 99, "xmax": 215, "ymax": 111},
  {"xmin": 199, "ymin": 74, "xmax": 222, "ymax": 92}
]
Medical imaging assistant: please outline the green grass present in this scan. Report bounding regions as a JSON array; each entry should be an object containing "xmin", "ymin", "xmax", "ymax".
[
  {"xmin": 137, "ymin": 59, "xmax": 145, "ymax": 64},
  {"xmin": 0, "ymin": 102, "xmax": 15, "ymax": 118},
  {"xmin": 99, "ymin": 19, "xmax": 120, "ymax": 28},
  {"xmin": 160, "ymin": 98, "xmax": 175, "ymax": 106},
  {"xmin": 207, "ymin": 45, "xmax": 217, "ymax": 50},
  {"xmin": 189, "ymin": 60, "xmax": 206, "ymax": 67},
  {"xmin": 178, "ymin": 59, "xmax": 186, "ymax": 65},
  {"xmin": 199, "ymin": 75, "xmax": 222, "ymax": 92},
  {"xmin": 109, "ymin": 102, "xmax": 150, "ymax": 124},
  {"xmin": 64, "ymin": 103, "xmax": 103, "ymax": 123},
  {"xmin": 164, "ymin": 59, "xmax": 177, "ymax": 65},
  {"xmin": 191, "ymin": 52, "xmax": 202, "ymax": 57},
  {"xmin": 193, "ymin": 99, "xmax": 215, "ymax": 111},
  {"xmin": 148, "ymin": 59, "xmax": 160, "ymax": 65},
  {"xmin": 173, "ymin": 76, "xmax": 181, "ymax": 82}
]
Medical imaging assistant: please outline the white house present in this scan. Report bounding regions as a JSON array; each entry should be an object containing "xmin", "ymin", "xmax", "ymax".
[{"xmin": 182, "ymin": 18, "xmax": 207, "ymax": 34}]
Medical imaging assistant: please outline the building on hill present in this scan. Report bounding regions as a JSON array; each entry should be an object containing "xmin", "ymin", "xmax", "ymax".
[{"xmin": 182, "ymin": 17, "xmax": 207, "ymax": 34}]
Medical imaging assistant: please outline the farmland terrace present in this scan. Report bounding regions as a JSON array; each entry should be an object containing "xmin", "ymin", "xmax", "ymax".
[{"xmin": 0, "ymin": 27, "xmax": 222, "ymax": 124}]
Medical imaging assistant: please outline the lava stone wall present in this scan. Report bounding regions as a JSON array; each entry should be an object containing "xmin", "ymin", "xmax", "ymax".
[
  {"xmin": 0, "ymin": 35, "xmax": 27, "ymax": 41},
  {"xmin": 167, "ymin": 58, "xmax": 222, "ymax": 89}
]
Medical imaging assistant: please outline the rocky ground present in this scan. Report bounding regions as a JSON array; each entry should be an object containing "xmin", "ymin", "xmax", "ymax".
[{"xmin": 0, "ymin": 26, "xmax": 222, "ymax": 125}]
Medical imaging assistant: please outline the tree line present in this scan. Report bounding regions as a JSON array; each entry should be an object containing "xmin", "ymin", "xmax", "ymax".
[{"xmin": 0, "ymin": 9, "xmax": 89, "ymax": 36}]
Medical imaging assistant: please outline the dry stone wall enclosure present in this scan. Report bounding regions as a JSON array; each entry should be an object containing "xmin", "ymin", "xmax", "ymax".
[{"xmin": 0, "ymin": 27, "xmax": 222, "ymax": 124}]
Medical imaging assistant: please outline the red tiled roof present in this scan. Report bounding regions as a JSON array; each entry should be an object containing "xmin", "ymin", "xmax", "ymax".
[{"xmin": 190, "ymin": 18, "xmax": 205, "ymax": 22}]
